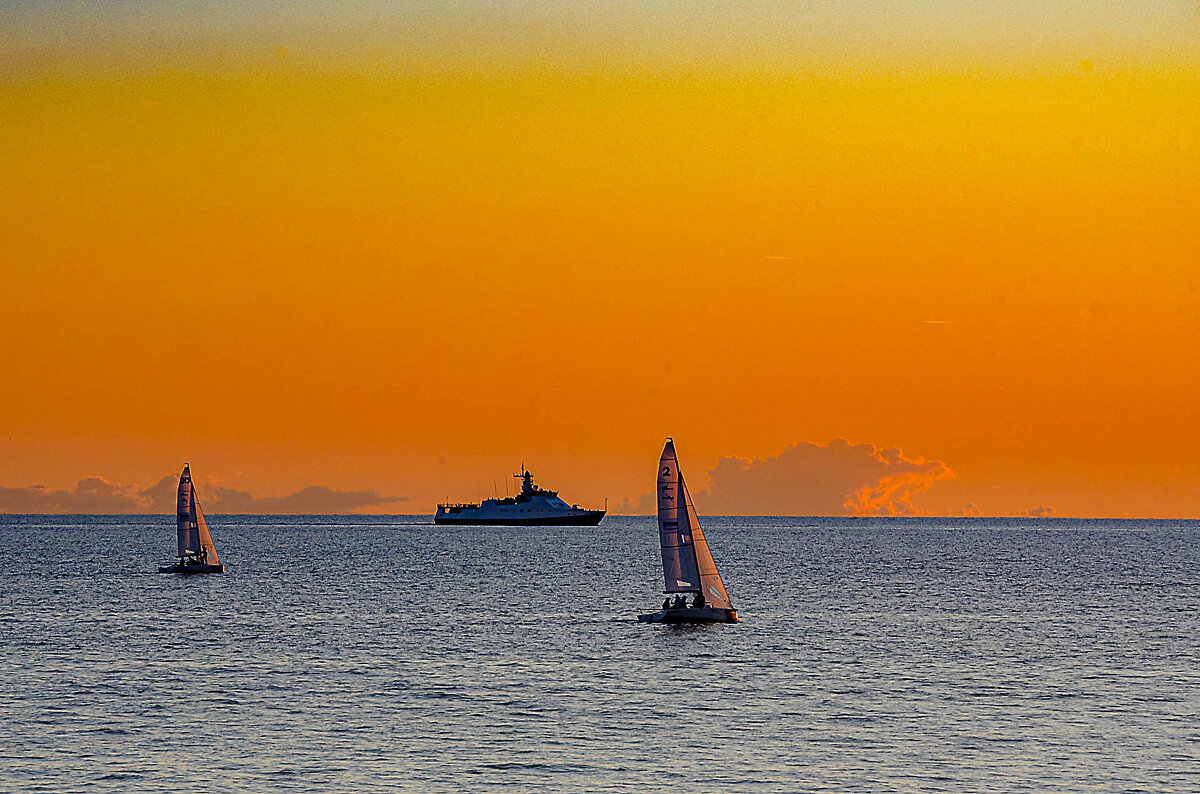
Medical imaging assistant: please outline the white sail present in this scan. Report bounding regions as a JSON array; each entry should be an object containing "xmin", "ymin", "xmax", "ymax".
[
  {"xmin": 176, "ymin": 464, "xmax": 198, "ymax": 557},
  {"xmin": 681, "ymin": 473, "xmax": 732, "ymax": 609},
  {"xmin": 657, "ymin": 439, "xmax": 702, "ymax": 592},
  {"xmin": 194, "ymin": 493, "xmax": 220, "ymax": 566},
  {"xmin": 656, "ymin": 440, "xmax": 732, "ymax": 608},
  {"xmin": 657, "ymin": 439, "xmax": 700, "ymax": 591}
]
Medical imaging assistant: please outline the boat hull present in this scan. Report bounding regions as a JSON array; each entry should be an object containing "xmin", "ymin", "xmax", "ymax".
[
  {"xmin": 158, "ymin": 563, "xmax": 224, "ymax": 575},
  {"xmin": 434, "ymin": 510, "xmax": 605, "ymax": 526},
  {"xmin": 638, "ymin": 606, "xmax": 739, "ymax": 624}
]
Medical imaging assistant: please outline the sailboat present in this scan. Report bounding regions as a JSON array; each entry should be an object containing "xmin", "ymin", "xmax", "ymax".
[
  {"xmin": 158, "ymin": 463, "xmax": 223, "ymax": 574},
  {"xmin": 638, "ymin": 439, "xmax": 739, "ymax": 624}
]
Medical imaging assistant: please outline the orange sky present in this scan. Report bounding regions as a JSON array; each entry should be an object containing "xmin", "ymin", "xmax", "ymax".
[{"xmin": 1, "ymin": 3, "xmax": 1198, "ymax": 515}]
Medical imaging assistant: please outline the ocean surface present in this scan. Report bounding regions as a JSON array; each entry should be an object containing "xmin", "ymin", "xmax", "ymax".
[{"xmin": 1, "ymin": 515, "xmax": 1197, "ymax": 792}]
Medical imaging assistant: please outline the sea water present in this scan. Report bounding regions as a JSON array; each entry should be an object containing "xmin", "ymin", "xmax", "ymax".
[{"xmin": 0, "ymin": 515, "xmax": 1197, "ymax": 791}]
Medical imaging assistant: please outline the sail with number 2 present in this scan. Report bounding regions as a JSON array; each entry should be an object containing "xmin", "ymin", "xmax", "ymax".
[
  {"xmin": 640, "ymin": 439, "xmax": 737, "ymax": 623},
  {"xmin": 657, "ymin": 439, "xmax": 731, "ymax": 608}
]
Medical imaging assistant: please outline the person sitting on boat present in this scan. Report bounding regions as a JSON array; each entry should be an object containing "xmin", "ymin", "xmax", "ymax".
[
  {"xmin": 662, "ymin": 597, "xmax": 671, "ymax": 610},
  {"xmin": 692, "ymin": 592, "xmax": 705, "ymax": 609},
  {"xmin": 673, "ymin": 594, "xmax": 685, "ymax": 609}
]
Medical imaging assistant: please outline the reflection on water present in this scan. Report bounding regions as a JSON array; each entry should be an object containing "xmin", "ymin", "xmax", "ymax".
[{"xmin": 1, "ymin": 515, "xmax": 1197, "ymax": 791}]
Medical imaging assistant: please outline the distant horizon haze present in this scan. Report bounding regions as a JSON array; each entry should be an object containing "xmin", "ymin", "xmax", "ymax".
[{"xmin": 0, "ymin": 437, "xmax": 1188, "ymax": 518}]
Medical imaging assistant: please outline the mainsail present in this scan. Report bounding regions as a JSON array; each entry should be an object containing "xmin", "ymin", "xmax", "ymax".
[
  {"xmin": 176, "ymin": 463, "xmax": 220, "ymax": 564},
  {"xmin": 177, "ymin": 464, "xmax": 198, "ymax": 556},
  {"xmin": 656, "ymin": 439, "xmax": 732, "ymax": 609}
]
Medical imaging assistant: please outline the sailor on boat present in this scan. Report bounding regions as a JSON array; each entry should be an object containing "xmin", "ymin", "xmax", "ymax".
[{"xmin": 638, "ymin": 439, "xmax": 739, "ymax": 625}]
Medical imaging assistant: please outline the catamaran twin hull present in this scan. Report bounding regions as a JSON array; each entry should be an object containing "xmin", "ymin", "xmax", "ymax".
[{"xmin": 433, "ymin": 510, "xmax": 605, "ymax": 526}]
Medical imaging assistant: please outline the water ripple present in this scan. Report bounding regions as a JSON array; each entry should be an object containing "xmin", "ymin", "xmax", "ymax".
[{"xmin": 0, "ymin": 515, "xmax": 1197, "ymax": 791}]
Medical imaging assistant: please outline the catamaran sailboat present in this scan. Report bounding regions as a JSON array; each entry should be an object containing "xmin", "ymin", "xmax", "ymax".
[
  {"xmin": 159, "ymin": 463, "xmax": 223, "ymax": 574},
  {"xmin": 638, "ymin": 439, "xmax": 739, "ymax": 624}
]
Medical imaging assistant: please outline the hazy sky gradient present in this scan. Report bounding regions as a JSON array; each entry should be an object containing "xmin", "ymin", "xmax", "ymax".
[
  {"xmin": 3, "ymin": 1, "xmax": 1197, "ymax": 75},
  {"xmin": 2, "ymin": 2, "xmax": 1197, "ymax": 515}
]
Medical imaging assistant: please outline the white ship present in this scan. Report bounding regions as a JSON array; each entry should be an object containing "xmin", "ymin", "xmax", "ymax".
[{"xmin": 435, "ymin": 468, "xmax": 605, "ymax": 526}]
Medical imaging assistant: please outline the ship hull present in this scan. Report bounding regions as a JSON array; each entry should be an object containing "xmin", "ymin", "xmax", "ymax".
[
  {"xmin": 158, "ymin": 562, "xmax": 224, "ymax": 574},
  {"xmin": 434, "ymin": 510, "xmax": 605, "ymax": 526},
  {"xmin": 638, "ymin": 606, "xmax": 739, "ymax": 624}
]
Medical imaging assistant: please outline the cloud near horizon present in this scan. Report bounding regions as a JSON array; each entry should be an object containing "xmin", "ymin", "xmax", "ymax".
[
  {"xmin": 0, "ymin": 475, "xmax": 408, "ymax": 514},
  {"xmin": 617, "ymin": 439, "xmax": 955, "ymax": 516},
  {"xmin": 1018, "ymin": 505, "xmax": 1057, "ymax": 518},
  {"xmin": 707, "ymin": 440, "xmax": 954, "ymax": 516}
]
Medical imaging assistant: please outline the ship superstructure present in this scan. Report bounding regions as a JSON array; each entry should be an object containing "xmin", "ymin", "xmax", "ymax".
[{"xmin": 435, "ymin": 468, "xmax": 605, "ymax": 526}]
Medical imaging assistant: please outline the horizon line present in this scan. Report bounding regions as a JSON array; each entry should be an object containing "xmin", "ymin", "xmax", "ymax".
[{"xmin": 1, "ymin": 512, "xmax": 1198, "ymax": 521}]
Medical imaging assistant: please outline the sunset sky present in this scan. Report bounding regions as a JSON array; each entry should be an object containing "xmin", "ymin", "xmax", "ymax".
[{"xmin": 2, "ymin": 2, "xmax": 1198, "ymax": 516}]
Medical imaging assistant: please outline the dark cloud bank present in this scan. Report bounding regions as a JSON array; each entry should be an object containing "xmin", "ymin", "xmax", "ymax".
[
  {"xmin": 617, "ymin": 439, "xmax": 955, "ymax": 516},
  {"xmin": 0, "ymin": 475, "xmax": 408, "ymax": 514},
  {"xmin": 3, "ymin": 445, "xmax": 1056, "ymax": 517},
  {"xmin": 704, "ymin": 439, "xmax": 955, "ymax": 516},
  {"xmin": 618, "ymin": 439, "xmax": 1057, "ymax": 517}
]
